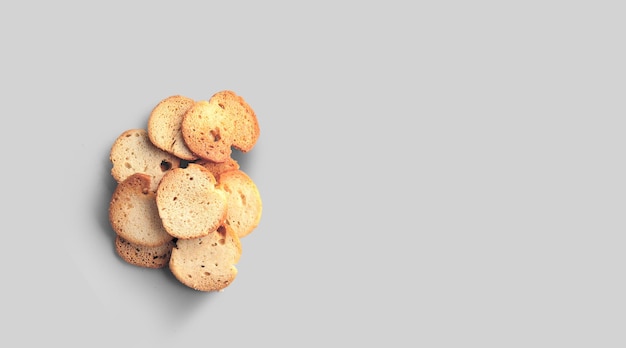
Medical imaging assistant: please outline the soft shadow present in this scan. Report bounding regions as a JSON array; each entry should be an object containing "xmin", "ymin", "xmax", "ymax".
[
  {"xmin": 230, "ymin": 148, "xmax": 249, "ymax": 170},
  {"xmin": 97, "ymin": 150, "xmax": 118, "ymax": 244},
  {"xmin": 152, "ymin": 263, "xmax": 218, "ymax": 329},
  {"xmin": 97, "ymin": 147, "xmax": 214, "ymax": 326},
  {"xmin": 234, "ymin": 143, "xmax": 266, "ymax": 172},
  {"xmin": 96, "ymin": 140, "xmax": 262, "ymax": 328}
]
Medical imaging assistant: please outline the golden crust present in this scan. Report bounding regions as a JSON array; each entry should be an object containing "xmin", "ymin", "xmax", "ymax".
[
  {"xmin": 115, "ymin": 236, "xmax": 175, "ymax": 269},
  {"xmin": 169, "ymin": 224, "xmax": 241, "ymax": 291},
  {"xmin": 109, "ymin": 128, "xmax": 181, "ymax": 192},
  {"xmin": 181, "ymin": 90, "xmax": 259, "ymax": 162},
  {"xmin": 217, "ymin": 169, "xmax": 262, "ymax": 238},
  {"xmin": 109, "ymin": 173, "xmax": 174, "ymax": 247},
  {"xmin": 147, "ymin": 95, "xmax": 198, "ymax": 161},
  {"xmin": 155, "ymin": 164, "xmax": 227, "ymax": 239}
]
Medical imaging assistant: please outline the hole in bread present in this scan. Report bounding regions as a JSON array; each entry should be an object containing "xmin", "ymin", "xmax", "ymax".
[
  {"xmin": 204, "ymin": 272, "xmax": 211, "ymax": 276},
  {"xmin": 160, "ymin": 160, "xmax": 172, "ymax": 172},
  {"xmin": 218, "ymin": 103, "xmax": 225, "ymax": 109},
  {"xmin": 172, "ymin": 197, "xmax": 177, "ymax": 201},
  {"xmin": 210, "ymin": 129, "xmax": 221, "ymax": 142},
  {"xmin": 218, "ymin": 239, "xmax": 225, "ymax": 245}
]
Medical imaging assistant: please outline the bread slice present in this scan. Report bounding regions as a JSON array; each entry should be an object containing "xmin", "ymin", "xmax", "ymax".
[
  {"xmin": 180, "ymin": 100, "xmax": 235, "ymax": 163},
  {"xmin": 196, "ymin": 157, "xmax": 240, "ymax": 181},
  {"xmin": 217, "ymin": 169, "xmax": 262, "ymax": 238},
  {"xmin": 147, "ymin": 95, "xmax": 198, "ymax": 161},
  {"xmin": 209, "ymin": 90, "xmax": 260, "ymax": 153},
  {"xmin": 169, "ymin": 224, "xmax": 242, "ymax": 291},
  {"xmin": 109, "ymin": 173, "xmax": 174, "ymax": 247},
  {"xmin": 115, "ymin": 235, "xmax": 175, "ymax": 269},
  {"xmin": 181, "ymin": 90, "xmax": 259, "ymax": 162},
  {"xmin": 155, "ymin": 163, "xmax": 227, "ymax": 239},
  {"xmin": 110, "ymin": 128, "xmax": 181, "ymax": 192}
]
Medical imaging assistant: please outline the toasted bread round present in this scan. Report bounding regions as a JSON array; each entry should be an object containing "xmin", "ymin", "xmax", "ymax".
[
  {"xmin": 169, "ymin": 224, "xmax": 242, "ymax": 291},
  {"xmin": 156, "ymin": 163, "xmax": 227, "ymax": 239},
  {"xmin": 115, "ymin": 235, "xmax": 175, "ymax": 269},
  {"xmin": 181, "ymin": 90, "xmax": 259, "ymax": 162},
  {"xmin": 109, "ymin": 173, "xmax": 174, "ymax": 247},
  {"xmin": 147, "ymin": 95, "xmax": 198, "ymax": 161},
  {"xmin": 180, "ymin": 100, "xmax": 235, "ymax": 163},
  {"xmin": 196, "ymin": 157, "xmax": 240, "ymax": 181},
  {"xmin": 218, "ymin": 169, "xmax": 262, "ymax": 238},
  {"xmin": 110, "ymin": 128, "xmax": 181, "ymax": 192},
  {"xmin": 209, "ymin": 90, "xmax": 260, "ymax": 152}
]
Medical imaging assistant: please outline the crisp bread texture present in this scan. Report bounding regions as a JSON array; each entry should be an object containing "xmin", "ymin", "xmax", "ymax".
[
  {"xmin": 218, "ymin": 169, "xmax": 263, "ymax": 238},
  {"xmin": 181, "ymin": 90, "xmax": 259, "ymax": 162},
  {"xmin": 169, "ymin": 224, "xmax": 242, "ymax": 291},
  {"xmin": 110, "ymin": 128, "xmax": 181, "ymax": 192},
  {"xmin": 155, "ymin": 163, "xmax": 227, "ymax": 239},
  {"xmin": 196, "ymin": 157, "xmax": 240, "ymax": 181},
  {"xmin": 180, "ymin": 100, "xmax": 235, "ymax": 163},
  {"xmin": 208, "ymin": 90, "xmax": 260, "ymax": 153},
  {"xmin": 115, "ymin": 235, "xmax": 175, "ymax": 269},
  {"xmin": 147, "ymin": 95, "xmax": 198, "ymax": 161},
  {"xmin": 109, "ymin": 173, "xmax": 174, "ymax": 247}
]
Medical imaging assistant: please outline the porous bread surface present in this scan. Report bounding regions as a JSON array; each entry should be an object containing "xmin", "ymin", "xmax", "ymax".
[
  {"xmin": 147, "ymin": 95, "xmax": 198, "ymax": 161},
  {"xmin": 196, "ymin": 157, "xmax": 240, "ymax": 181},
  {"xmin": 156, "ymin": 163, "xmax": 227, "ymax": 239},
  {"xmin": 108, "ymin": 90, "xmax": 261, "ymax": 291},
  {"xmin": 218, "ymin": 169, "xmax": 262, "ymax": 238},
  {"xmin": 181, "ymin": 90, "xmax": 259, "ymax": 162},
  {"xmin": 181, "ymin": 100, "xmax": 235, "ymax": 163},
  {"xmin": 169, "ymin": 224, "xmax": 242, "ymax": 291},
  {"xmin": 109, "ymin": 173, "xmax": 174, "ymax": 247},
  {"xmin": 115, "ymin": 235, "xmax": 175, "ymax": 269},
  {"xmin": 110, "ymin": 128, "xmax": 181, "ymax": 192},
  {"xmin": 209, "ymin": 90, "xmax": 260, "ymax": 152}
]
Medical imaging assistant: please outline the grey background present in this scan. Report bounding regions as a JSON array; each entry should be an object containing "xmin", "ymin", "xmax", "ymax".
[{"xmin": 2, "ymin": 1, "xmax": 624, "ymax": 346}]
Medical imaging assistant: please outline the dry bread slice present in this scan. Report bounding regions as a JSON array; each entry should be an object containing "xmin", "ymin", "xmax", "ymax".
[
  {"xmin": 180, "ymin": 100, "xmax": 235, "ymax": 163},
  {"xmin": 109, "ymin": 173, "xmax": 174, "ymax": 247},
  {"xmin": 156, "ymin": 163, "xmax": 227, "ymax": 239},
  {"xmin": 169, "ymin": 224, "xmax": 242, "ymax": 291},
  {"xmin": 196, "ymin": 157, "xmax": 240, "ymax": 181},
  {"xmin": 115, "ymin": 235, "xmax": 175, "ymax": 269},
  {"xmin": 181, "ymin": 90, "xmax": 259, "ymax": 162},
  {"xmin": 110, "ymin": 128, "xmax": 181, "ymax": 192},
  {"xmin": 218, "ymin": 169, "xmax": 262, "ymax": 238},
  {"xmin": 209, "ymin": 90, "xmax": 260, "ymax": 153},
  {"xmin": 147, "ymin": 95, "xmax": 198, "ymax": 161}
]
